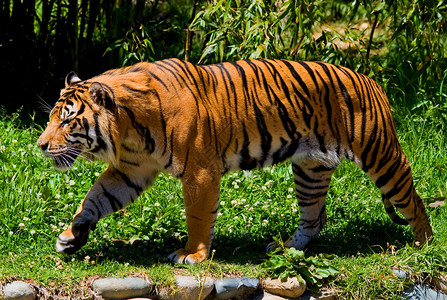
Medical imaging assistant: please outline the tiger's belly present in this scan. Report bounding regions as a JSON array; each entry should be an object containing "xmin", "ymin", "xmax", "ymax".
[{"xmin": 221, "ymin": 134, "xmax": 344, "ymax": 173}]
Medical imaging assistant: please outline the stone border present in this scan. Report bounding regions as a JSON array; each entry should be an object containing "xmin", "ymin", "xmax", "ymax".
[
  {"xmin": 0, "ymin": 275, "xmax": 335, "ymax": 300},
  {"xmin": 3, "ymin": 274, "xmax": 446, "ymax": 299}
]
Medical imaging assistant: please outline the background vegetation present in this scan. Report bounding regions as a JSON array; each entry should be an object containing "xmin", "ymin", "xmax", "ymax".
[
  {"xmin": 1, "ymin": 0, "xmax": 447, "ymax": 298},
  {"xmin": 1, "ymin": 0, "xmax": 446, "ymax": 117}
]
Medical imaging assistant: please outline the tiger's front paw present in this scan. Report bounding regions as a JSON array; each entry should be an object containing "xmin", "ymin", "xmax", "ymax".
[
  {"xmin": 56, "ymin": 219, "xmax": 95, "ymax": 254},
  {"xmin": 168, "ymin": 248, "xmax": 208, "ymax": 265},
  {"xmin": 56, "ymin": 228, "xmax": 87, "ymax": 254}
]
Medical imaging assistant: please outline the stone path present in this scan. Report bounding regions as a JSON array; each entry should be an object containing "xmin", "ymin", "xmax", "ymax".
[
  {"xmin": 2, "ymin": 274, "xmax": 446, "ymax": 299},
  {"xmin": 0, "ymin": 275, "xmax": 333, "ymax": 300}
]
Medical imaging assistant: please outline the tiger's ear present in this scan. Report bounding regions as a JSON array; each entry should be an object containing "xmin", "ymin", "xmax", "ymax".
[
  {"xmin": 65, "ymin": 71, "xmax": 82, "ymax": 87},
  {"xmin": 89, "ymin": 82, "xmax": 115, "ymax": 111}
]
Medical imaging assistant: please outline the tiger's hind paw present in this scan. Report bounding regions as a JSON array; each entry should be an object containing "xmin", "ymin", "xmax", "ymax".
[
  {"xmin": 168, "ymin": 248, "xmax": 208, "ymax": 265},
  {"xmin": 266, "ymin": 241, "xmax": 280, "ymax": 253}
]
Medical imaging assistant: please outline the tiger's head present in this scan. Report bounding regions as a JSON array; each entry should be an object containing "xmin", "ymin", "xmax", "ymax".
[{"xmin": 38, "ymin": 72, "xmax": 117, "ymax": 170}]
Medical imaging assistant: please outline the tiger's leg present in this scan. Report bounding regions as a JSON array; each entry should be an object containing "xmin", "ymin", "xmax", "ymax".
[
  {"xmin": 361, "ymin": 148, "xmax": 433, "ymax": 245},
  {"xmin": 168, "ymin": 168, "xmax": 221, "ymax": 264},
  {"xmin": 268, "ymin": 161, "xmax": 335, "ymax": 251},
  {"xmin": 56, "ymin": 166, "xmax": 156, "ymax": 254}
]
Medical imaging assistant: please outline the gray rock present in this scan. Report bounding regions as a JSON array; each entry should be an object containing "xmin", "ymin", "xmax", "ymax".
[
  {"xmin": 253, "ymin": 291, "xmax": 289, "ymax": 299},
  {"xmin": 92, "ymin": 277, "xmax": 152, "ymax": 299},
  {"xmin": 433, "ymin": 276, "xmax": 447, "ymax": 295},
  {"xmin": 262, "ymin": 277, "xmax": 307, "ymax": 299},
  {"xmin": 403, "ymin": 284, "xmax": 447, "ymax": 300},
  {"xmin": 214, "ymin": 277, "xmax": 259, "ymax": 299},
  {"xmin": 3, "ymin": 281, "xmax": 36, "ymax": 300},
  {"xmin": 165, "ymin": 275, "xmax": 214, "ymax": 300},
  {"xmin": 391, "ymin": 268, "xmax": 407, "ymax": 279}
]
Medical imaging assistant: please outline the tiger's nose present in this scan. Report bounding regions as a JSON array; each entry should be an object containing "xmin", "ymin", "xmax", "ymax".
[{"xmin": 37, "ymin": 140, "xmax": 49, "ymax": 151}]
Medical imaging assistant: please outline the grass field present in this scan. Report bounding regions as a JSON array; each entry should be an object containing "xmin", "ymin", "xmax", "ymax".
[{"xmin": 0, "ymin": 107, "xmax": 446, "ymax": 299}]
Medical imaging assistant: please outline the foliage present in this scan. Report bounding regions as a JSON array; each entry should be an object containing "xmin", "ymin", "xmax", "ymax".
[
  {"xmin": 190, "ymin": 0, "xmax": 325, "ymax": 63},
  {"xmin": 0, "ymin": 0, "xmax": 194, "ymax": 113},
  {"xmin": 189, "ymin": 0, "xmax": 447, "ymax": 122},
  {"xmin": 261, "ymin": 239, "xmax": 338, "ymax": 291},
  {"xmin": 1, "ymin": 0, "xmax": 446, "ymax": 117}
]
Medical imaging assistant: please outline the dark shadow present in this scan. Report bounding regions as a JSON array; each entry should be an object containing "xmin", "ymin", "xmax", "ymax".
[{"xmin": 62, "ymin": 214, "xmax": 413, "ymax": 267}]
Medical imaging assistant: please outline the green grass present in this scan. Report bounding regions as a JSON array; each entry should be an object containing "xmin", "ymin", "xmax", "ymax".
[{"xmin": 1, "ymin": 107, "xmax": 446, "ymax": 299}]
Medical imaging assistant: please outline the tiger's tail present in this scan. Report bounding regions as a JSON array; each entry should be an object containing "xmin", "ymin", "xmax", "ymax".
[{"xmin": 382, "ymin": 197, "xmax": 409, "ymax": 225}]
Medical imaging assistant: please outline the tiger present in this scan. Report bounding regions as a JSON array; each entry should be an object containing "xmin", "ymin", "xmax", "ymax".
[{"xmin": 37, "ymin": 58, "xmax": 433, "ymax": 264}]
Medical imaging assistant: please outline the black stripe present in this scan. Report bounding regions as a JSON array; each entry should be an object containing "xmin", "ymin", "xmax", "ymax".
[
  {"xmin": 292, "ymin": 164, "xmax": 322, "ymax": 183},
  {"xmin": 91, "ymin": 113, "xmax": 107, "ymax": 152},
  {"xmin": 375, "ymin": 158, "xmax": 403, "ymax": 188},
  {"xmin": 177, "ymin": 149, "xmax": 190, "ymax": 178},
  {"xmin": 120, "ymin": 159, "xmax": 140, "ymax": 166},
  {"xmin": 148, "ymin": 71, "xmax": 169, "ymax": 91},
  {"xmin": 101, "ymin": 184, "xmax": 123, "ymax": 211},
  {"xmin": 115, "ymin": 169, "xmax": 143, "ymax": 194},
  {"xmin": 239, "ymin": 124, "xmax": 257, "ymax": 170},
  {"xmin": 253, "ymin": 101, "xmax": 272, "ymax": 166},
  {"xmin": 118, "ymin": 105, "xmax": 155, "ymax": 153},
  {"xmin": 297, "ymin": 62, "xmax": 320, "ymax": 94},
  {"xmin": 164, "ymin": 130, "xmax": 174, "ymax": 169},
  {"xmin": 333, "ymin": 66, "xmax": 355, "ymax": 143}
]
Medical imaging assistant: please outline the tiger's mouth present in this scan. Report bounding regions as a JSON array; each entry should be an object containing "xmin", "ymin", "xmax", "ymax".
[{"xmin": 51, "ymin": 150, "xmax": 80, "ymax": 171}]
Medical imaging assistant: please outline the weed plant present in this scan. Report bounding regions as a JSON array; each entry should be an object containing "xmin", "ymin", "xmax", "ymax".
[{"xmin": 0, "ymin": 107, "xmax": 446, "ymax": 299}]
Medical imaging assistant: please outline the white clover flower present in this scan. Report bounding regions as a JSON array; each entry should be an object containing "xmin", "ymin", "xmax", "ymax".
[
  {"xmin": 154, "ymin": 202, "xmax": 160, "ymax": 207},
  {"xmin": 12, "ymin": 140, "xmax": 17, "ymax": 144},
  {"xmin": 0, "ymin": 145, "xmax": 5, "ymax": 152},
  {"xmin": 68, "ymin": 192, "xmax": 73, "ymax": 198},
  {"xmin": 30, "ymin": 230, "xmax": 36, "ymax": 235},
  {"xmin": 288, "ymin": 187, "xmax": 294, "ymax": 193},
  {"xmin": 220, "ymin": 201, "xmax": 225, "ymax": 206},
  {"xmin": 18, "ymin": 223, "xmax": 25, "ymax": 229},
  {"xmin": 94, "ymin": 172, "xmax": 100, "ymax": 177},
  {"xmin": 55, "ymin": 194, "xmax": 61, "ymax": 199},
  {"xmin": 261, "ymin": 219, "xmax": 268, "ymax": 226},
  {"xmin": 69, "ymin": 180, "xmax": 75, "ymax": 186},
  {"xmin": 287, "ymin": 195, "xmax": 293, "ymax": 199}
]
